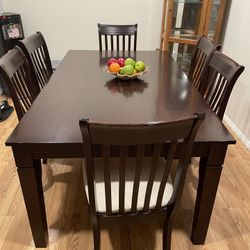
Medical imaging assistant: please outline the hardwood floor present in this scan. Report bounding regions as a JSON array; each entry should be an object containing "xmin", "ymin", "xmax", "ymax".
[{"xmin": 1, "ymin": 99, "xmax": 250, "ymax": 249}]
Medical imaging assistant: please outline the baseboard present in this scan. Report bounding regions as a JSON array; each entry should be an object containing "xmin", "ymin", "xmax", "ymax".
[
  {"xmin": 51, "ymin": 60, "xmax": 61, "ymax": 69},
  {"xmin": 223, "ymin": 115, "xmax": 250, "ymax": 150}
]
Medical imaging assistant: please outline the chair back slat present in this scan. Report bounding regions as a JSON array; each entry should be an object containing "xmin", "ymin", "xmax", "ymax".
[
  {"xmin": 119, "ymin": 145, "xmax": 127, "ymax": 214},
  {"xmin": 80, "ymin": 114, "xmax": 205, "ymax": 216},
  {"xmin": 99, "ymin": 34, "xmax": 103, "ymax": 51},
  {"xmin": 37, "ymin": 47, "xmax": 50, "ymax": 80},
  {"xmin": 80, "ymin": 120, "xmax": 97, "ymax": 215},
  {"xmin": 110, "ymin": 35, "xmax": 114, "ymax": 51},
  {"xmin": 18, "ymin": 31, "xmax": 53, "ymax": 91},
  {"xmin": 192, "ymin": 50, "xmax": 207, "ymax": 88},
  {"xmin": 128, "ymin": 35, "xmax": 131, "ymax": 51},
  {"xmin": 199, "ymin": 51, "xmax": 245, "ymax": 120},
  {"xmin": 104, "ymin": 35, "xmax": 108, "ymax": 51},
  {"xmin": 32, "ymin": 49, "xmax": 48, "ymax": 88},
  {"xmin": 12, "ymin": 73, "xmax": 30, "ymax": 111},
  {"xmin": 143, "ymin": 143, "xmax": 161, "ymax": 212},
  {"xmin": 208, "ymin": 74, "xmax": 225, "ymax": 108},
  {"xmin": 98, "ymin": 23, "xmax": 138, "ymax": 51},
  {"xmin": 30, "ymin": 53, "xmax": 43, "ymax": 86},
  {"xmin": 189, "ymin": 36, "xmax": 221, "ymax": 89},
  {"xmin": 116, "ymin": 35, "xmax": 119, "ymax": 51},
  {"xmin": 212, "ymin": 79, "xmax": 227, "ymax": 115},
  {"xmin": 14, "ymin": 70, "xmax": 32, "ymax": 111},
  {"xmin": 0, "ymin": 48, "xmax": 39, "ymax": 120},
  {"xmin": 155, "ymin": 140, "xmax": 178, "ymax": 210},
  {"xmin": 122, "ymin": 36, "xmax": 125, "ymax": 51},
  {"xmin": 103, "ymin": 145, "xmax": 112, "ymax": 215},
  {"xmin": 134, "ymin": 32, "xmax": 137, "ymax": 51},
  {"xmin": 131, "ymin": 144, "xmax": 145, "ymax": 213}
]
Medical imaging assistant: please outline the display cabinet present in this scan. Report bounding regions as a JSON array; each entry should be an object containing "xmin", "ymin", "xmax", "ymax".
[{"xmin": 160, "ymin": 0, "xmax": 229, "ymax": 72}]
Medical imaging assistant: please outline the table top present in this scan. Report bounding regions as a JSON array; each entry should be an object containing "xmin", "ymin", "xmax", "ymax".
[{"xmin": 6, "ymin": 50, "xmax": 235, "ymax": 146}]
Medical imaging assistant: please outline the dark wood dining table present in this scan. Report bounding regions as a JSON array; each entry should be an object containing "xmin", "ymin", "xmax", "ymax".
[{"xmin": 6, "ymin": 50, "xmax": 235, "ymax": 247}]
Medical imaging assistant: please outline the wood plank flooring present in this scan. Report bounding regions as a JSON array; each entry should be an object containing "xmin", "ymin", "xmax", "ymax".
[{"xmin": 1, "ymin": 98, "xmax": 250, "ymax": 249}]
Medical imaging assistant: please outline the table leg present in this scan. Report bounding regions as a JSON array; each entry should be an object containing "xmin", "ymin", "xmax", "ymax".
[
  {"xmin": 191, "ymin": 144, "xmax": 228, "ymax": 244},
  {"xmin": 17, "ymin": 159, "xmax": 48, "ymax": 247}
]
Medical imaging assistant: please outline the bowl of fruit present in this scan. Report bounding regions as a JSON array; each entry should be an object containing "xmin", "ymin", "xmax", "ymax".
[{"xmin": 106, "ymin": 57, "xmax": 149, "ymax": 80}]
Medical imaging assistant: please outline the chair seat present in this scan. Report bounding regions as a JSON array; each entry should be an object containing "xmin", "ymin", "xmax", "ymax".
[{"xmin": 83, "ymin": 157, "xmax": 173, "ymax": 213}]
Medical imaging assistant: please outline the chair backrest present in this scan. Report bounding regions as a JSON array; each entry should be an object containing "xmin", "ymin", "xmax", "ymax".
[
  {"xmin": 189, "ymin": 35, "xmax": 221, "ymax": 89},
  {"xmin": 98, "ymin": 23, "xmax": 138, "ymax": 51},
  {"xmin": 18, "ymin": 31, "xmax": 53, "ymax": 90},
  {"xmin": 79, "ymin": 113, "xmax": 204, "ymax": 216},
  {"xmin": 198, "ymin": 51, "xmax": 245, "ymax": 120},
  {"xmin": 0, "ymin": 48, "xmax": 39, "ymax": 120}
]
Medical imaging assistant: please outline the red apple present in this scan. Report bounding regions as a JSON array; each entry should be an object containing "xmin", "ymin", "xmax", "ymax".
[
  {"xmin": 117, "ymin": 57, "xmax": 125, "ymax": 67},
  {"xmin": 107, "ymin": 58, "xmax": 117, "ymax": 67}
]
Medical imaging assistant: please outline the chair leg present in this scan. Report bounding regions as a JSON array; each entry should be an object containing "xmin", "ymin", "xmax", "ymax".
[
  {"xmin": 92, "ymin": 218, "xmax": 100, "ymax": 250},
  {"xmin": 162, "ymin": 214, "xmax": 173, "ymax": 250}
]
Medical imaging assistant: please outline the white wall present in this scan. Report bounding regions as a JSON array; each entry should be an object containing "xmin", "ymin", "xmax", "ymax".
[
  {"xmin": 1, "ymin": 0, "xmax": 163, "ymax": 60},
  {"xmin": 222, "ymin": 0, "xmax": 250, "ymax": 149}
]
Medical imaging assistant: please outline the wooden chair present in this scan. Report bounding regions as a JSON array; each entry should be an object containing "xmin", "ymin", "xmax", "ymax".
[
  {"xmin": 198, "ymin": 51, "xmax": 245, "ymax": 120},
  {"xmin": 79, "ymin": 113, "xmax": 205, "ymax": 250},
  {"xmin": 98, "ymin": 23, "xmax": 138, "ymax": 51},
  {"xmin": 189, "ymin": 35, "xmax": 221, "ymax": 89},
  {"xmin": 18, "ymin": 31, "xmax": 53, "ymax": 91},
  {"xmin": 0, "ymin": 47, "xmax": 39, "ymax": 121}
]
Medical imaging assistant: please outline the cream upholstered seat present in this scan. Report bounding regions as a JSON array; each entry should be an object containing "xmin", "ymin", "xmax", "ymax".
[{"xmin": 83, "ymin": 157, "xmax": 173, "ymax": 213}]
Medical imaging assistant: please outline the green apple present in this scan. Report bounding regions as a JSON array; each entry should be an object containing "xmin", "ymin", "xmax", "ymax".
[
  {"xmin": 125, "ymin": 58, "xmax": 136, "ymax": 67},
  {"xmin": 120, "ymin": 65, "xmax": 134, "ymax": 75},
  {"xmin": 120, "ymin": 67, "xmax": 125, "ymax": 75},
  {"xmin": 135, "ymin": 61, "xmax": 145, "ymax": 72}
]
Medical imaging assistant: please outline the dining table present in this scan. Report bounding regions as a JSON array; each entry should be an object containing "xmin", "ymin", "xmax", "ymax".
[{"xmin": 6, "ymin": 50, "xmax": 235, "ymax": 248}]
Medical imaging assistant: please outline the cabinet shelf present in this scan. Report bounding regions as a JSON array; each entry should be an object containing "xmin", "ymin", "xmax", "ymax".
[
  {"xmin": 170, "ymin": 29, "xmax": 199, "ymax": 43},
  {"xmin": 174, "ymin": 0, "xmax": 203, "ymax": 4},
  {"xmin": 173, "ymin": 0, "xmax": 220, "ymax": 5}
]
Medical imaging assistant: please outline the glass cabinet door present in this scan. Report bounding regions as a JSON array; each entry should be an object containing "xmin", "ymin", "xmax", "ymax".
[
  {"xmin": 207, "ymin": 0, "xmax": 226, "ymax": 42},
  {"xmin": 169, "ymin": 0, "xmax": 205, "ymax": 43},
  {"xmin": 167, "ymin": 0, "xmax": 207, "ymax": 74},
  {"xmin": 170, "ymin": 42, "xmax": 196, "ymax": 73},
  {"xmin": 162, "ymin": 0, "xmax": 228, "ymax": 73}
]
